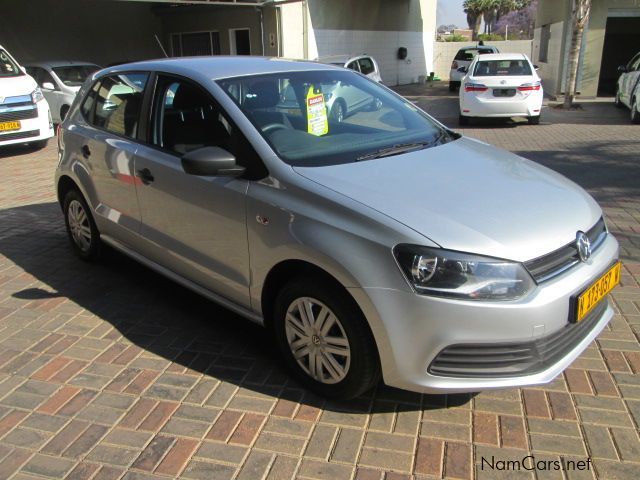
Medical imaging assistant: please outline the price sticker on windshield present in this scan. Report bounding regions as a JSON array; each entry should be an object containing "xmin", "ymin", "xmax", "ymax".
[{"xmin": 306, "ymin": 86, "xmax": 328, "ymax": 136}]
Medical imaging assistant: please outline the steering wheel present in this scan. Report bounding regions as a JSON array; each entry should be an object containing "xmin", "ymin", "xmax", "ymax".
[{"xmin": 261, "ymin": 123, "xmax": 288, "ymax": 134}]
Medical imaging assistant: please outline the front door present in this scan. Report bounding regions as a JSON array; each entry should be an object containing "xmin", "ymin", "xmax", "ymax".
[{"xmin": 133, "ymin": 75, "xmax": 251, "ymax": 307}]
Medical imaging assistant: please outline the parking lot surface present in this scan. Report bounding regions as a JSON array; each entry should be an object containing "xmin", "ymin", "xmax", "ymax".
[{"xmin": 0, "ymin": 82, "xmax": 639, "ymax": 479}]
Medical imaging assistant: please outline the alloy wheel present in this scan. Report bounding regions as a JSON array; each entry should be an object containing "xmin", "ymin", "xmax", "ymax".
[
  {"xmin": 284, "ymin": 297, "xmax": 351, "ymax": 384},
  {"xmin": 67, "ymin": 199, "xmax": 92, "ymax": 252}
]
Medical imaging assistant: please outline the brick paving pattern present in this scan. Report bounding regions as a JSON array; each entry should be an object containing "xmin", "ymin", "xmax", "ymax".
[{"xmin": 0, "ymin": 82, "xmax": 638, "ymax": 479}]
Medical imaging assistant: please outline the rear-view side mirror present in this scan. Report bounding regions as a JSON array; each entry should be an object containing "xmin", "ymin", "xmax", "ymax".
[
  {"xmin": 182, "ymin": 147, "xmax": 245, "ymax": 177},
  {"xmin": 618, "ymin": 65, "xmax": 628, "ymax": 74},
  {"xmin": 533, "ymin": 65, "xmax": 540, "ymax": 70},
  {"xmin": 42, "ymin": 82, "xmax": 55, "ymax": 90}
]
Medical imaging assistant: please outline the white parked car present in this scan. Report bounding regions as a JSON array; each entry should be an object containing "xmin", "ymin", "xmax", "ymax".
[
  {"xmin": 24, "ymin": 61, "xmax": 100, "ymax": 123},
  {"xmin": 0, "ymin": 44, "xmax": 54, "ymax": 148},
  {"xmin": 449, "ymin": 45, "xmax": 499, "ymax": 91},
  {"xmin": 615, "ymin": 51, "xmax": 640, "ymax": 123},
  {"xmin": 459, "ymin": 53, "xmax": 543, "ymax": 126},
  {"xmin": 316, "ymin": 54, "xmax": 383, "ymax": 83}
]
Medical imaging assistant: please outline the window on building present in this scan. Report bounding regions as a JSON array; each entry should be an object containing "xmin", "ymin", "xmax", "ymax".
[
  {"xmin": 171, "ymin": 32, "xmax": 221, "ymax": 57},
  {"xmin": 539, "ymin": 25, "xmax": 551, "ymax": 63}
]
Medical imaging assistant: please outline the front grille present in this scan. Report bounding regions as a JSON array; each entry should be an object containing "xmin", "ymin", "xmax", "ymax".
[
  {"xmin": 0, "ymin": 108, "xmax": 38, "ymax": 122},
  {"xmin": 524, "ymin": 218, "xmax": 607, "ymax": 283},
  {"xmin": 428, "ymin": 299, "xmax": 607, "ymax": 378},
  {"xmin": 0, "ymin": 129, "xmax": 40, "ymax": 142}
]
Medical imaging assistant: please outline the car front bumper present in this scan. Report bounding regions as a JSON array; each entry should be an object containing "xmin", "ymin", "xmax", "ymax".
[
  {"xmin": 0, "ymin": 100, "xmax": 54, "ymax": 147},
  {"xmin": 351, "ymin": 234, "xmax": 619, "ymax": 393}
]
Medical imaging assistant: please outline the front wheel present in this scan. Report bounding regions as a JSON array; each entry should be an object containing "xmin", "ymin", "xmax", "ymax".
[
  {"xmin": 63, "ymin": 189, "xmax": 101, "ymax": 261},
  {"xmin": 273, "ymin": 278, "xmax": 380, "ymax": 399}
]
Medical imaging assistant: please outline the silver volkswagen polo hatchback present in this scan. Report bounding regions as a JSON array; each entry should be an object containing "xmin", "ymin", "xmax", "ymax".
[{"xmin": 56, "ymin": 57, "xmax": 620, "ymax": 399}]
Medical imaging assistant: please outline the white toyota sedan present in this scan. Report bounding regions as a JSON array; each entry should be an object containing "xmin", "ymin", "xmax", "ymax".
[{"xmin": 459, "ymin": 53, "xmax": 543, "ymax": 125}]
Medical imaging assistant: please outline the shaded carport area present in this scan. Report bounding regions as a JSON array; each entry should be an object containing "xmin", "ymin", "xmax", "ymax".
[
  {"xmin": 0, "ymin": 0, "xmax": 295, "ymax": 67},
  {"xmin": 598, "ymin": 14, "xmax": 640, "ymax": 96}
]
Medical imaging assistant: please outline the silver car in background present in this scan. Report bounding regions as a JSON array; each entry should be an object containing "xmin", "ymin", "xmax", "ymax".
[
  {"xmin": 25, "ymin": 61, "xmax": 100, "ymax": 123},
  {"xmin": 56, "ymin": 57, "xmax": 620, "ymax": 399},
  {"xmin": 615, "ymin": 51, "xmax": 640, "ymax": 123}
]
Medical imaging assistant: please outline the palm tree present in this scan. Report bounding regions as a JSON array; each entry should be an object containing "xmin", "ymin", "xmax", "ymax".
[{"xmin": 463, "ymin": 0, "xmax": 484, "ymax": 40}]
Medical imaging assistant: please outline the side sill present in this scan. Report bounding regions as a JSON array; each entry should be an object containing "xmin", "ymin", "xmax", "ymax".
[{"xmin": 101, "ymin": 234, "xmax": 264, "ymax": 326}]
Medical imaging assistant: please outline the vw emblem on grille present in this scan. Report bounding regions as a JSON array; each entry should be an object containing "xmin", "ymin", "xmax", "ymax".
[{"xmin": 576, "ymin": 231, "xmax": 591, "ymax": 262}]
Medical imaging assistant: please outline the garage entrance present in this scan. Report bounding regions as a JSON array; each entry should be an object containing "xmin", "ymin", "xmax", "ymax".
[{"xmin": 598, "ymin": 14, "xmax": 640, "ymax": 95}]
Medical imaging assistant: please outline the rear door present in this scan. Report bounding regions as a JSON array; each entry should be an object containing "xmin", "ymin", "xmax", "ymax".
[
  {"xmin": 70, "ymin": 72, "xmax": 149, "ymax": 247},
  {"xmin": 132, "ymin": 74, "xmax": 253, "ymax": 307}
]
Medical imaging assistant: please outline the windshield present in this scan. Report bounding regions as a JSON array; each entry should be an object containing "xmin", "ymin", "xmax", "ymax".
[
  {"xmin": 53, "ymin": 65, "xmax": 100, "ymax": 87},
  {"xmin": 474, "ymin": 59, "xmax": 532, "ymax": 77},
  {"xmin": 0, "ymin": 49, "xmax": 23, "ymax": 78},
  {"xmin": 217, "ymin": 70, "xmax": 452, "ymax": 166}
]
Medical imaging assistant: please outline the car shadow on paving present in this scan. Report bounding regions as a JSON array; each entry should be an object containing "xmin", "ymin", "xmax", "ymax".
[{"xmin": 0, "ymin": 201, "xmax": 474, "ymax": 414}]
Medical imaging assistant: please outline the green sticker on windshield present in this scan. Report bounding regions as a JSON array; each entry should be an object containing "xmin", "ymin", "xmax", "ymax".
[{"xmin": 306, "ymin": 86, "xmax": 329, "ymax": 136}]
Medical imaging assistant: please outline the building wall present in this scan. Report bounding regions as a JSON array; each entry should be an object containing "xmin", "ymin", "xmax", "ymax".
[
  {"xmin": 433, "ymin": 40, "xmax": 534, "ymax": 80},
  {"xmin": 282, "ymin": 0, "xmax": 437, "ymax": 86},
  {"xmin": 534, "ymin": 0, "xmax": 640, "ymax": 97},
  {"xmin": 157, "ymin": 5, "xmax": 279, "ymax": 57},
  {"xmin": 0, "ymin": 0, "xmax": 163, "ymax": 65}
]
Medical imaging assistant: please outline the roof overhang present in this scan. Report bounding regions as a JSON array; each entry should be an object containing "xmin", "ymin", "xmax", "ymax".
[{"xmin": 117, "ymin": 0, "xmax": 303, "ymax": 6}]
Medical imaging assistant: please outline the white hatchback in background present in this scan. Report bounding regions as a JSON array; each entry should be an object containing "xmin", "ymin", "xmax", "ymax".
[
  {"xmin": 24, "ymin": 61, "xmax": 100, "ymax": 123},
  {"xmin": 459, "ymin": 53, "xmax": 543, "ymax": 126},
  {"xmin": 449, "ymin": 45, "xmax": 499, "ymax": 91},
  {"xmin": 316, "ymin": 54, "xmax": 383, "ymax": 83}
]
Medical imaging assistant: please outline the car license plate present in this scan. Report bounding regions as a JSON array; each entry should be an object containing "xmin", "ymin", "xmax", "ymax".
[
  {"xmin": 493, "ymin": 89, "xmax": 515, "ymax": 97},
  {"xmin": 0, "ymin": 120, "xmax": 21, "ymax": 132},
  {"xmin": 576, "ymin": 262, "xmax": 621, "ymax": 322}
]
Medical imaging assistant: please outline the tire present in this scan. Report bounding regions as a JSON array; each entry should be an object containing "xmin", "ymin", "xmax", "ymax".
[
  {"xmin": 459, "ymin": 114, "xmax": 469, "ymax": 126},
  {"xmin": 614, "ymin": 90, "xmax": 623, "ymax": 109},
  {"xmin": 631, "ymin": 97, "xmax": 640, "ymax": 124},
  {"xmin": 63, "ymin": 189, "xmax": 101, "ymax": 261},
  {"xmin": 527, "ymin": 115, "xmax": 540, "ymax": 125},
  {"xmin": 449, "ymin": 81, "xmax": 457, "ymax": 92},
  {"xmin": 273, "ymin": 277, "xmax": 380, "ymax": 399},
  {"xmin": 60, "ymin": 105, "xmax": 70, "ymax": 121},
  {"xmin": 330, "ymin": 101, "xmax": 345, "ymax": 123}
]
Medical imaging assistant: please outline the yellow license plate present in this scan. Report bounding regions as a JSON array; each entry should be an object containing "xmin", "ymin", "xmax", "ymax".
[
  {"xmin": 576, "ymin": 262, "xmax": 621, "ymax": 322},
  {"xmin": 0, "ymin": 120, "xmax": 21, "ymax": 132}
]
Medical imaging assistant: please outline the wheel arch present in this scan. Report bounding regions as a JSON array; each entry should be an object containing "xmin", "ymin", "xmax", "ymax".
[{"xmin": 57, "ymin": 174, "xmax": 81, "ymax": 207}]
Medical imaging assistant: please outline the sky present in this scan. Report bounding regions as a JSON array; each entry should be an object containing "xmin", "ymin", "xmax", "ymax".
[{"xmin": 437, "ymin": 0, "xmax": 468, "ymax": 29}]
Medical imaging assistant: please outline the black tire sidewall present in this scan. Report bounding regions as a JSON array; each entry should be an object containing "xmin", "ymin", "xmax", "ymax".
[
  {"xmin": 273, "ymin": 279, "xmax": 379, "ymax": 399},
  {"xmin": 63, "ymin": 189, "xmax": 101, "ymax": 261}
]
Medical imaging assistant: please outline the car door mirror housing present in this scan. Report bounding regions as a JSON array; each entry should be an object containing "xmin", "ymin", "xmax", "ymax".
[
  {"xmin": 42, "ymin": 82, "xmax": 55, "ymax": 90},
  {"xmin": 618, "ymin": 65, "xmax": 628, "ymax": 73},
  {"xmin": 533, "ymin": 65, "xmax": 540, "ymax": 70},
  {"xmin": 181, "ymin": 147, "xmax": 246, "ymax": 177}
]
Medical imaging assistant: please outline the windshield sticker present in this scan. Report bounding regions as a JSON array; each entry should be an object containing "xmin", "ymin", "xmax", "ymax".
[{"xmin": 306, "ymin": 86, "xmax": 328, "ymax": 136}]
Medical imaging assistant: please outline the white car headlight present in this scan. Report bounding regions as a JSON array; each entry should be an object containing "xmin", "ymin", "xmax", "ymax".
[
  {"xmin": 394, "ymin": 245, "xmax": 535, "ymax": 301},
  {"xmin": 31, "ymin": 87, "xmax": 44, "ymax": 103}
]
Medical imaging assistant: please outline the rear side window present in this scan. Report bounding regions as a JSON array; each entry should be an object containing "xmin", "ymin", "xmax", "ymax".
[
  {"xmin": 346, "ymin": 61, "xmax": 360, "ymax": 72},
  {"xmin": 91, "ymin": 73, "xmax": 149, "ymax": 138},
  {"xmin": 473, "ymin": 60, "xmax": 532, "ymax": 77},
  {"xmin": 358, "ymin": 58, "xmax": 375, "ymax": 75}
]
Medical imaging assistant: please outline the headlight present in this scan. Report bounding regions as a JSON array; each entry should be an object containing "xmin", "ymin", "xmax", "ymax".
[
  {"xmin": 394, "ymin": 245, "xmax": 535, "ymax": 301},
  {"xmin": 31, "ymin": 87, "xmax": 44, "ymax": 103}
]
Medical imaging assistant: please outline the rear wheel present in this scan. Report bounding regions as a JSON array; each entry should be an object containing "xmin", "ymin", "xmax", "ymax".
[
  {"xmin": 63, "ymin": 189, "xmax": 101, "ymax": 261},
  {"xmin": 459, "ymin": 114, "xmax": 469, "ymax": 126},
  {"xmin": 273, "ymin": 278, "xmax": 380, "ymax": 399},
  {"xmin": 527, "ymin": 115, "xmax": 540, "ymax": 125},
  {"xmin": 449, "ymin": 81, "xmax": 457, "ymax": 92},
  {"xmin": 631, "ymin": 97, "xmax": 640, "ymax": 124}
]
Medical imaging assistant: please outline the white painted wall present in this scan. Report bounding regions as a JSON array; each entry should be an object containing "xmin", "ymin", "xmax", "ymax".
[
  {"xmin": 280, "ymin": 2, "xmax": 305, "ymax": 59},
  {"xmin": 432, "ymin": 40, "xmax": 534, "ymax": 80},
  {"xmin": 533, "ymin": 21, "xmax": 566, "ymax": 96}
]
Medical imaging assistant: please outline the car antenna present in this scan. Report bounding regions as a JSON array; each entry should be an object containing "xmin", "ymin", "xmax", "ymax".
[{"xmin": 155, "ymin": 35, "xmax": 169, "ymax": 58}]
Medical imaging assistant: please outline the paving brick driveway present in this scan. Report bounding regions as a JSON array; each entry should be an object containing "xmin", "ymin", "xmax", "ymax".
[{"xmin": 0, "ymin": 82, "xmax": 638, "ymax": 480}]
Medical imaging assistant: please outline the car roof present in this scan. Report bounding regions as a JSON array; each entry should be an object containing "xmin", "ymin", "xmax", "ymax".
[
  {"xmin": 457, "ymin": 45, "xmax": 497, "ymax": 51},
  {"xmin": 24, "ymin": 61, "xmax": 100, "ymax": 68},
  {"xmin": 473, "ymin": 53, "xmax": 528, "ymax": 61},
  {"xmin": 101, "ymin": 56, "xmax": 340, "ymax": 81}
]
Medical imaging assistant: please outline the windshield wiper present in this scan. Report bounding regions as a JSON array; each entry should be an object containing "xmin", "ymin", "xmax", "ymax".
[{"xmin": 356, "ymin": 141, "xmax": 431, "ymax": 161}]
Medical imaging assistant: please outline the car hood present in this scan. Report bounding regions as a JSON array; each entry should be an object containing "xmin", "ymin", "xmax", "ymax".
[
  {"xmin": 0, "ymin": 74, "xmax": 37, "ymax": 98},
  {"xmin": 293, "ymin": 137, "xmax": 602, "ymax": 262}
]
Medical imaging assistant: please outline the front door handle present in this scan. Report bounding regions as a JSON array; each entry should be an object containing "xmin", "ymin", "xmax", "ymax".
[
  {"xmin": 81, "ymin": 145, "xmax": 91, "ymax": 158},
  {"xmin": 136, "ymin": 168, "xmax": 154, "ymax": 185}
]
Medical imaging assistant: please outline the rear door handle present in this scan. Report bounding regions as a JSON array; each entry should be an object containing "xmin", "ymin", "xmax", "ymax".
[
  {"xmin": 81, "ymin": 145, "xmax": 91, "ymax": 158},
  {"xmin": 136, "ymin": 168, "xmax": 154, "ymax": 185}
]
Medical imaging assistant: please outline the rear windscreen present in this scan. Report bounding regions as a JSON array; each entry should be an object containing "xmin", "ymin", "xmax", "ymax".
[
  {"xmin": 473, "ymin": 60, "xmax": 532, "ymax": 76},
  {"xmin": 454, "ymin": 48, "xmax": 494, "ymax": 61}
]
